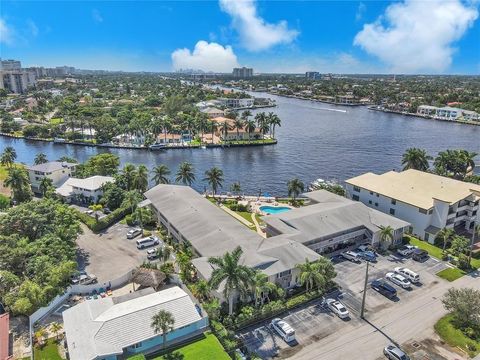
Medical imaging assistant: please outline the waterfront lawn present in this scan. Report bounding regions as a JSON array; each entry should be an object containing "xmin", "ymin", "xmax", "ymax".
[
  {"xmin": 406, "ymin": 235, "xmax": 443, "ymax": 260},
  {"xmin": 434, "ymin": 314, "xmax": 480, "ymax": 358},
  {"xmin": 131, "ymin": 333, "xmax": 230, "ymax": 360},
  {"xmin": 34, "ymin": 339, "xmax": 64, "ymax": 360},
  {"xmin": 49, "ymin": 117, "xmax": 64, "ymax": 125}
]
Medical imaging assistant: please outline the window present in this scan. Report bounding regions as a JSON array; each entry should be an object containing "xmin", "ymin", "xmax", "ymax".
[
  {"xmin": 369, "ymin": 191, "xmax": 373, "ymax": 195},
  {"xmin": 376, "ymin": 193, "xmax": 379, "ymax": 197},
  {"xmin": 375, "ymin": 202, "xmax": 378, "ymax": 207},
  {"xmin": 391, "ymin": 199, "xmax": 396, "ymax": 205},
  {"xmin": 419, "ymin": 208, "xmax": 428, "ymax": 214},
  {"xmin": 352, "ymin": 194, "xmax": 359, "ymax": 201},
  {"xmin": 425, "ymin": 233, "xmax": 430, "ymax": 241},
  {"xmin": 368, "ymin": 200, "xmax": 372, "ymax": 205},
  {"xmin": 353, "ymin": 186, "xmax": 361, "ymax": 193},
  {"xmin": 131, "ymin": 342, "xmax": 142, "ymax": 349},
  {"xmin": 389, "ymin": 208, "xmax": 395, "ymax": 215}
]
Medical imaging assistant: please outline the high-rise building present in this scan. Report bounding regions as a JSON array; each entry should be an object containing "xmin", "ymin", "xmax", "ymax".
[
  {"xmin": 305, "ymin": 71, "xmax": 320, "ymax": 80},
  {"xmin": 232, "ymin": 67, "xmax": 253, "ymax": 78},
  {"xmin": 0, "ymin": 59, "xmax": 22, "ymax": 70},
  {"xmin": 0, "ymin": 70, "xmax": 36, "ymax": 94}
]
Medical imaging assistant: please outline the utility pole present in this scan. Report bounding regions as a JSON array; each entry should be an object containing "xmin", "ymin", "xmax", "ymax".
[{"xmin": 360, "ymin": 260, "xmax": 370, "ymax": 319}]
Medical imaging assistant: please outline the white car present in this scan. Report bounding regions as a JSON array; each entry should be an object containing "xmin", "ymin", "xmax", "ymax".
[
  {"xmin": 394, "ymin": 267, "xmax": 420, "ymax": 284},
  {"xmin": 127, "ymin": 228, "xmax": 142, "ymax": 239},
  {"xmin": 397, "ymin": 245, "xmax": 417, "ymax": 256},
  {"xmin": 325, "ymin": 298, "xmax": 349, "ymax": 319},
  {"xmin": 386, "ymin": 272, "xmax": 411, "ymax": 289},
  {"xmin": 341, "ymin": 251, "xmax": 362, "ymax": 263},
  {"xmin": 271, "ymin": 318, "xmax": 295, "ymax": 343},
  {"xmin": 146, "ymin": 247, "xmax": 159, "ymax": 260}
]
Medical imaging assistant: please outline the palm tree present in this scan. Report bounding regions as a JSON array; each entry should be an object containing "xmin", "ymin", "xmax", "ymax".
[
  {"xmin": 296, "ymin": 259, "xmax": 325, "ymax": 292},
  {"xmin": 176, "ymin": 250, "xmax": 194, "ymax": 282},
  {"xmin": 89, "ymin": 204, "xmax": 103, "ymax": 223},
  {"xmin": 203, "ymin": 167, "xmax": 224, "ymax": 197},
  {"xmin": 208, "ymin": 246, "xmax": 253, "ymax": 315},
  {"xmin": 379, "ymin": 226, "xmax": 394, "ymax": 248},
  {"xmin": 287, "ymin": 178, "xmax": 304, "ymax": 202},
  {"xmin": 4, "ymin": 167, "xmax": 32, "ymax": 202},
  {"xmin": 251, "ymin": 271, "xmax": 276, "ymax": 307},
  {"xmin": 122, "ymin": 190, "xmax": 142, "ymax": 214},
  {"xmin": 233, "ymin": 118, "xmax": 244, "ymax": 141},
  {"xmin": 230, "ymin": 182, "xmax": 241, "ymax": 196},
  {"xmin": 191, "ymin": 279, "xmax": 210, "ymax": 302},
  {"xmin": 241, "ymin": 110, "xmax": 252, "ymax": 121},
  {"xmin": 39, "ymin": 177, "xmax": 53, "ymax": 197},
  {"xmin": 220, "ymin": 121, "xmax": 231, "ymax": 142},
  {"xmin": 151, "ymin": 164, "xmax": 171, "ymax": 185},
  {"xmin": 209, "ymin": 120, "xmax": 218, "ymax": 144},
  {"xmin": 175, "ymin": 162, "xmax": 195, "ymax": 186},
  {"xmin": 401, "ymin": 148, "xmax": 432, "ymax": 171},
  {"xmin": 268, "ymin": 113, "xmax": 281, "ymax": 139},
  {"xmin": 461, "ymin": 150, "xmax": 478, "ymax": 176},
  {"xmin": 245, "ymin": 119, "xmax": 256, "ymax": 140},
  {"xmin": 33, "ymin": 152, "xmax": 48, "ymax": 165},
  {"xmin": 121, "ymin": 163, "xmax": 137, "ymax": 190},
  {"xmin": 0, "ymin": 146, "xmax": 17, "ymax": 168},
  {"xmin": 437, "ymin": 227, "xmax": 454, "ymax": 251},
  {"xmin": 50, "ymin": 322, "xmax": 62, "ymax": 340},
  {"xmin": 134, "ymin": 164, "xmax": 149, "ymax": 192},
  {"xmin": 151, "ymin": 310, "xmax": 175, "ymax": 350},
  {"xmin": 157, "ymin": 245, "xmax": 172, "ymax": 263}
]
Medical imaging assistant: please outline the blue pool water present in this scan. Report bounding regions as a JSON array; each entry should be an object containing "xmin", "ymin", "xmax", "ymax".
[{"xmin": 260, "ymin": 206, "xmax": 291, "ymax": 215}]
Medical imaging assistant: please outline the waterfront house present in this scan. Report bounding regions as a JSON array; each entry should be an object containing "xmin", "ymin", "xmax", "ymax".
[
  {"xmin": 27, "ymin": 161, "xmax": 77, "ymax": 194},
  {"xmin": 200, "ymin": 106, "xmax": 225, "ymax": 118},
  {"xmin": 144, "ymin": 184, "xmax": 320, "ymax": 300},
  {"xmin": 55, "ymin": 175, "xmax": 114, "ymax": 203},
  {"xmin": 417, "ymin": 105, "xmax": 479, "ymax": 122},
  {"xmin": 63, "ymin": 287, "xmax": 208, "ymax": 360},
  {"xmin": 263, "ymin": 191, "xmax": 410, "ymax": 254},
  {"xmin": 217, "ymin": 97, "xmax": 254, "ymax": 109},
  {"xmin": 212, "ymin": 116, "xmax": 261, "ymax": 141},
  {"xmin": 345, "ymin": 170, "xmax": 480, "ymax": 242}
]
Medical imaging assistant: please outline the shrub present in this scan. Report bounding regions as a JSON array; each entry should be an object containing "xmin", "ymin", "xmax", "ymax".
[
  {"xmin": 463, "ymin": 327, "xmax": 479, "ymax": 341},
  {"xmin": 457, "ymin": 254, "xmax": 471, "ymax": 270},
  {"xmin": 143, "ymin": 230, "xmax": 152, "ymax": 237},
  {"xmin": 74, "ymin": 206, "xmax": 131, "ymax": 232},
  {"xmin": 0, "ymin": 194, "xmax": 10, "ymax": 210},
  {"xmin": 125, "ymin": 214, "xmax": 135, "ymax": 226}
]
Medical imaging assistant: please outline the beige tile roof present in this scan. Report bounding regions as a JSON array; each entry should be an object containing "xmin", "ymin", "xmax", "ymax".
[{"xmin": 346, "ymin": 169, "xmax": 480, "ymax": 209}]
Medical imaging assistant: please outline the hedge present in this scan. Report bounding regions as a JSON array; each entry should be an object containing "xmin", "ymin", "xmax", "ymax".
[{"xmin": 74, "ymin": 206, "xmax": 131, "ymax": 232}]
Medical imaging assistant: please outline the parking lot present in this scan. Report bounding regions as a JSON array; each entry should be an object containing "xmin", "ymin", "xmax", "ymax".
[
  {"xmin": 237, "ymin": 252, "xmax": 449, "ymax": 359},
  {"xmin": 76, "ymin": 223, "xmax": 163, "ymax": 283}
]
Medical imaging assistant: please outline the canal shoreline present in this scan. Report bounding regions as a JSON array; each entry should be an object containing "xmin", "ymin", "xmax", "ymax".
[{"xmin": 0, "ymin": 132, "xmax": 277, "ymax": 150}]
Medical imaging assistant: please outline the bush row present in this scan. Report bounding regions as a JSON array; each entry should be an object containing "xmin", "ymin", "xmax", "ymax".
[{"xmin": 74, "ymin": 206, "xmax": 131, "ymax": 232}]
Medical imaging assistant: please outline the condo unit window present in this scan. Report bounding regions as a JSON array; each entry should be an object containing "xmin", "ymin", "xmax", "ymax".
[
  {"xmin": 132, "ymin": 342, "xmax": 142, "ymax": 349},
  {"xmin": 352, "ymin": 195, "xmax": 359, "ymax": 201},
  {"xmin": 391, "ymin": 199, "xmax": 396, "ymax": 205},
  {"xmin": 428, "ymin": 209, "xmax": 433, "ymax": 215},
  {"xmin": 369, "ymin": 191, "xmax": 373, "ymax": 195},
  {"xmin": 419, "ymin": 208, "xmax": 428, "ymax": 214},
  {"xmin": 375, "ymin": 202, "xmax": 378, "ymax": 207},
  {"xmin": 389, "ymin": 208, "xmax": 395, "ymax": 215},
  {"xmin": 425, "ymin": 233, "xmax": 430, "ymax": 241},
  {"xmin": 376, "ymin": 193, "xmax": 379, "ymax": 197},
  {"xmin": 353, "ymin": 186, "xmax": 361, "ymax": 192},
  {"xmin": 368, "ymin": 200, "xmax": 372, "ymax": 205}
]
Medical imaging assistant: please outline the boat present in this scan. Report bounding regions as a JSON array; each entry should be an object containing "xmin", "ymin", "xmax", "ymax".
[
  {"xmin": 308, "ymin": 178, "xmax": 339, "ymax": 191},
  {"xmin": 201, "ymin": 145, "xmax": 207, "ymax": 149},
  {"xmin": 149, "ymin": 143, "xmax": 167, "ymax": 150},
  {"xmin": 53, "ymin": 137, "xmax": 66, "ymax": 143}
]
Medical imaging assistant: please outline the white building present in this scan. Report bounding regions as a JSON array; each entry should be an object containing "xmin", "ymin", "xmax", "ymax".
[
  {"xmin": 417, "ymin": 105, "xmax": 479, "ymax": 122},
  {"xmin": 0, "ymin": 70, "xmax": 36, "ymax": 94},
  {"xmin": 345, "ymin": 170, "xmax": 480, "ymax": 243},
  {"xmin": 27, "ymin": 161, "xmax": 77, "ymax": 194},
  {"xmin": 218, "ymin": 97, "xmax": 254, "ymax": 109},
  {"xmin": 200, "ymin": 107, "xmax": 224, "ymax": 118},
  {"xmin": 56, "ymin": 175, "xmax": 114, "ymax": 203},
  {"xmin": 233, "ymin": 67, "xmax": 253, "ymax": 78},
  {"xmin": 0, "ymin": 59, "xmax": 21, "ymax": 70}
]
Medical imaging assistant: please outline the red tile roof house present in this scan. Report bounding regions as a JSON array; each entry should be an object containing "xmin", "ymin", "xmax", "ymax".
[{"xmin": 0, "ymin": 312, "xmax": 13, "ymax": 360}]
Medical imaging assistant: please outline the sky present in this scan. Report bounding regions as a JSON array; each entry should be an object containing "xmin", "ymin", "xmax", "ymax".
[{"xmin": 1, "ymin": 0, "xmax": 479, "ymax": 74}]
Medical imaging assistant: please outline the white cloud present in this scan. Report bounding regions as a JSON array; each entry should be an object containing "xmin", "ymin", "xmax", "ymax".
[
  {"xmin": 0, "ymin": 18, "xmax": 14, "ymax": 45},
  {"xmin": 92, "ymin": 9, "xmax": 103, "ymax": 23},
  {"xmin": 355, "ymin": 2, "xmax": 366, "ymax": 22},
  {"xmin": 219, "ymin": 0, "xmax": 298, "ymax": 51},
  {"xmin": 354, "ymin": 0, "xmax": 478, "ymax": 73},
  {"xmin": 27, "ymin": 20, "xmax": 39, "ymax": 37},
  {"xmin": 171, "ymin": 40, "xmax": 240, "ymax": 72}
]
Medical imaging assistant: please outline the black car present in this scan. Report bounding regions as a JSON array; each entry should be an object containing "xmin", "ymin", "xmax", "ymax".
[
  {"xmin": 371, "ymin": 280, "xmax": 397, "ymax": 299},
  {"xmin": 412, "ymin": 249, "xmax": 429, "ymax": 262}
]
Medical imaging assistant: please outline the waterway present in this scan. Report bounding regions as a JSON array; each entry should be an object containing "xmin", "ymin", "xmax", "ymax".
[{"xmin": 1, "ymin": 91, "xmax": 479, "ymax": 195}]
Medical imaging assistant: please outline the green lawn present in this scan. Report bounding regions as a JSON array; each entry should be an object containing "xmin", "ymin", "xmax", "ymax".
[
  {"xmin": 406, "ymin": 235, "xmax": 443, "ymax": 259},
  {"xmin": 49, "ymin": 117, "xmax": 64, "ymax": 125},
  {"xmin": 0, "ymin": 165, "xmax": 8, "ymax": 181},
  {"xmin": 143, "ymin": 333, "xmax": 230, "ymax": 360},
  {"xmin": 436, "ymin": 267, "xmax": 466, "ymax": 282},
  {"xmin": 434, "ymin": 314, "xmax": 480, "ymax": 358},
  {"xmin": 34, "ymin": 339, "xmax": 64, "ymax": 360}
]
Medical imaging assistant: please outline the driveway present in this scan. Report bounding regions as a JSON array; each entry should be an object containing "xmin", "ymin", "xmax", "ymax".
[{"xmin": 76, "ymin": 223, "xmax": 158, "ymax": 283}]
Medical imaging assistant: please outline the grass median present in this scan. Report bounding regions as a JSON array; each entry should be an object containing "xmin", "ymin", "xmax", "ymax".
[{"xmin": 434, "ymin": 314, "xmax": 480, "ymax": 358}]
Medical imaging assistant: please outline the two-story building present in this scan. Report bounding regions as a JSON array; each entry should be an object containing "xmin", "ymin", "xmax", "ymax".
[
  {"xmin": 27, "ymin": 161, "xmax": 77, "ymax": 194},
  {"xmin": 345, "ymin": 169, "xmax": 480, "ymax": 242},
  {"xmin": 55, "ymin": 175, "xmax": 114, "ymax": 204},
  {"xmin": 63, "ymin": 287, "xmax": 208, "ymax": 360}
]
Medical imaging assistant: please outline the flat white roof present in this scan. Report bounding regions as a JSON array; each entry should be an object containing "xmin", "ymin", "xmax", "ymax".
[
  {"xmin": 346, "ymin": 169, "xmax": 480, "ymax": 209},
  {"xmin": 68, "ymin": 175, "xmax": 114, "ymax": 191}
]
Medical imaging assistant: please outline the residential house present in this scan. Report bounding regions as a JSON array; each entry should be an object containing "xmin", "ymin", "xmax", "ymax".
[
  {"xmin": 212, "ymin": 116, "xmax": 261, "ymax": 141},
  {"xmin": 56, "ymin": 175, "xmax": 114, "ymax": 203},
  {"xmin": 345, "ymin": 169, "xmax": 480, "ymax": 242},
  {"xmin": 27, "ymin": 161, "xmax": 77, "ymax": 194},
  {"xmin": 63, "ymin": 287, "xmax": 208, "ymax": 360},
  {"xmin": 200, "ymin": 107, "xmax": 225, "ymax": 118},
  {"xmin": 217, "ymin": 97, "xmax": 254, "ymax": 109},
  {"xmin": 264, "ymin": 191, "xmax": 410, "ymax": 254}
]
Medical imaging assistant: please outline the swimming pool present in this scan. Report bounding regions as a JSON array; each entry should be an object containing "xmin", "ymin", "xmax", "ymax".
[{"xmin": 260, "ymin": 206, "xmax": 291, "ymax": 215}]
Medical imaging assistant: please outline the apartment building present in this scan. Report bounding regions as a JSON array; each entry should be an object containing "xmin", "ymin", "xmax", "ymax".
[
  {"xmin": 27, "ymin": 161, "xmax": 77, "ymax": 194},
  {"xmin": 345, "ymin": 170, "xmax": 480, "ymax": 243},
  {"xmin": 0, "ymin": 59, "xmax": 21, "ymax": 70},
  {"xmin": 0, "ymin": 70, "xmax": 36, "ymax": 94},
  {"xmin": 232, "ymin": 67, "xmax": 253, "ymax": 78}
]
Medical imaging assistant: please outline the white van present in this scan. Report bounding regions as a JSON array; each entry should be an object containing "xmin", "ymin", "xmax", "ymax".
[
  {"xmin": 271, "ymin": 318, "xmax": 295, "ymax": 343},
  {"xmin": 341, "ymin": 251, "xmax": 362, "ymax": 263},
  {"xmin": 136, "ymin": 236, "xmax": 160, "ymax": 249},
  {"xmin": 394, "ymin": 267, "xmax": 420, "ymax": 284}
]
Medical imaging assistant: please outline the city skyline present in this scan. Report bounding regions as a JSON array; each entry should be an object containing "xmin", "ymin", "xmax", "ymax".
[{"xmin": 1, "ymin": 0, "xmax": 479, "ymax": 74}]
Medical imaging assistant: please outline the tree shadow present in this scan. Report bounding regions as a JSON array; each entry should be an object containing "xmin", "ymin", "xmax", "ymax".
[{"xmin": 164, "ymin": 352, "xmax": 184, "ymax": 360}]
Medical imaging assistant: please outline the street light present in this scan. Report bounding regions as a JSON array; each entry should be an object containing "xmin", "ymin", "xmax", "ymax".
[{"xmin": 360, "ymin": 260, "xmax": 370, "ymax": 319}]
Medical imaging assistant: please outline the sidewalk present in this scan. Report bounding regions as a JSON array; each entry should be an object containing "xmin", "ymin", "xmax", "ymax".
[{"xmin": 218, "ymin": 204, "xmax": 253, "ymax": 227}]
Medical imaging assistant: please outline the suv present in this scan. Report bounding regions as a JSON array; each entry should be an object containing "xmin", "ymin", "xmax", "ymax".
[
  {"xmin": 371, "ymin": 280, "xmax": 397, "ymax": 299},
  {"xmin": 412, "ymin": 249, "xmax": 429, "ymax": 262},
  {"xmin": 397, "ymin": 245, "xmax": 416, "ymax": 257},
  {"xmin": 341, "ymin": 251, "xmax": 362, "ymax": 263}
]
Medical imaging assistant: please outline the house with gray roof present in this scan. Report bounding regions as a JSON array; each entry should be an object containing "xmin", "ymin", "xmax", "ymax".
[
  {"xmin": 27, "ymin": 161, "xmax": 77, "ymax": 194},
  {"xmin": 55, "ymin": 175, "xmax": 114, "ymax": 203},
  {"xmin": 264, "ymin": 190, "xmax": 411, "ymax": 255},
  {"xmin": 144, "ymin": 185, "xmax": 320, "ymax": 298},
  {"xmin": 63, "ymin": 287, "xmax": 208, "ymax": 360}
]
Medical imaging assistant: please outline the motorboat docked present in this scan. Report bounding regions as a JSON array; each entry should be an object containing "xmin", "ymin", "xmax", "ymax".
[
  {"xmin": 308, "ymin": 178, "xmax": 339, "ymax": 191},
  {"xmin": 149, "ymin": 143, "xmax": 167, "ymax": 150},
  {"xmin": 53, "ymin": 137, "xmax": 66, "ymax": 143}
]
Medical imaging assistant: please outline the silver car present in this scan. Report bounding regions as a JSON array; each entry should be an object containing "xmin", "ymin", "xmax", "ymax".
[{"xmin": 384, "ymin": 345, "xmax": 410, "ymax": 360}]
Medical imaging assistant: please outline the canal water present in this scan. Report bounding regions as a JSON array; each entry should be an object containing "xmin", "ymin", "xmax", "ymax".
[{"xmin": 1, "ymin": 91, "xmax": 479, "ymax": 195}]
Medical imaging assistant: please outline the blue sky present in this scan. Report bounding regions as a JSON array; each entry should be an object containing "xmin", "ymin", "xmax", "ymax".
[{"xmin": 1, "ymin": 0, "xmax": 479, "ymax": 74}]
